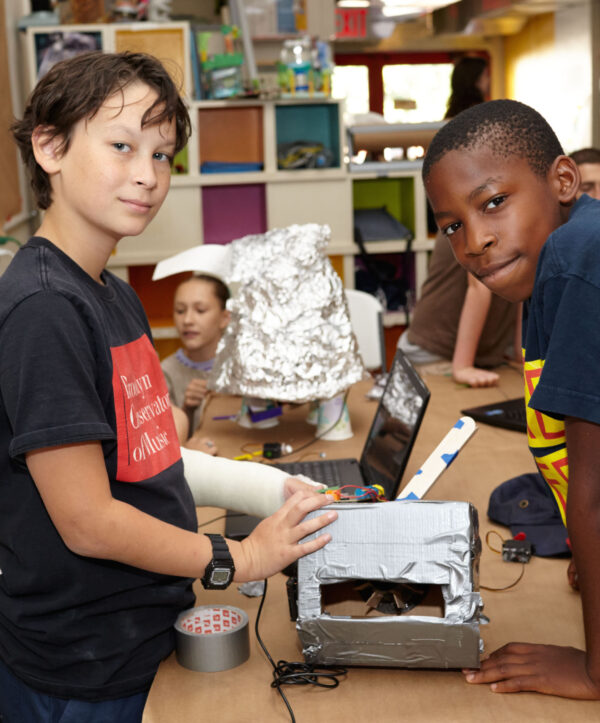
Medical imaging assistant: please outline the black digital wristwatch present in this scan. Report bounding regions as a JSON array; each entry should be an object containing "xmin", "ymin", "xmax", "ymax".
[{"xmin": 201, "ymin": 533, "xmax": 236, "ymax": 590}]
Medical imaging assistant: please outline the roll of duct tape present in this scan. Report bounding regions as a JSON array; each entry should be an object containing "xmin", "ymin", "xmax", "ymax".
[{"xmin": 174, "ymin": 605, "xmax": 250, "ymax": 673}]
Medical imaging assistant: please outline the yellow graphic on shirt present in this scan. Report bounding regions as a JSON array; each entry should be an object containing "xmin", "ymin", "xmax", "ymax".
[
  {"xmin": 523, "ymin": 355, "xmax": 568, "ymax": 525},
  {"xmin": 534, "ymin": 448, "xmax": 568, "ymax": 525}
]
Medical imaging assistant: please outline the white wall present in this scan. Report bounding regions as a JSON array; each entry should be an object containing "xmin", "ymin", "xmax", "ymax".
[
  {"xmin": 511, "ymin": 0, "xmax": 593, "ymax": 152},
  {"xmin": 551, "ymin": 0, "xmax": 593, "ymax": 152}
]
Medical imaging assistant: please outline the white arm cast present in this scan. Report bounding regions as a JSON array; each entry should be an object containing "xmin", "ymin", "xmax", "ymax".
[{"xmin": 180, "ymin": 447, "xmax": 288, "ymax": 518}]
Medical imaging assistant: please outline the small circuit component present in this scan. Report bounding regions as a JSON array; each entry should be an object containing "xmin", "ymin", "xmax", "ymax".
[
  {"xmin": 262, "ymin": 442, "xmax": 292, "ymax": 459},
  {"xmin": 502, "ymin": 538, "xmax": 533, "ymax": 563}
]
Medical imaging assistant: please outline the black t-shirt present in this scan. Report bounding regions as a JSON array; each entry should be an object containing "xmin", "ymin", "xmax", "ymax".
[{"xmin": 0, "ymin": 238, "xmax": 197, "ymax": 700}]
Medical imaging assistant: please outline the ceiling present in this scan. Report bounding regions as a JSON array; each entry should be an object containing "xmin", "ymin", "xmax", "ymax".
[
  {"xmin": 336, "ymin": 0, "xmax": 583, "ymax": 37},
  {"xmin": 431, "ymin": 0, "xmax": 582, "ymax": 36}
]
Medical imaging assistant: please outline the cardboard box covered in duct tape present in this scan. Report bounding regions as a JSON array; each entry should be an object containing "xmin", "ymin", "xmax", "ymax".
[{"xmin": 296, "ymin": 500, "xmax": 482, "ymax": 669}]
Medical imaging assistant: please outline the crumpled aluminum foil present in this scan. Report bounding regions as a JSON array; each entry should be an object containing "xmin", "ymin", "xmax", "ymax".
[{"xmin": 208, "ymin": 224, "xmax": 366, "ymax": 403}]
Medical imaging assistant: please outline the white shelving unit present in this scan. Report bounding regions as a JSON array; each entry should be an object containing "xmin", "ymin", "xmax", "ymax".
[
  {"xmin": 21, "ymin": 20, "xmax": 433, "ymax": 303},
  {"xmin": 22, "ymin": 21, "xmax": 192, "ymax": 96},
  {"xmin": 335, "ymin": 164, "xmax": 435, "ymax": 294},
  {"xmin": 113, "ymin": 95, "xmax": 351, "ymax": 268},
  {"xmin": 344, "ymin": 122, "xmax": 443, "ymax": 299}
]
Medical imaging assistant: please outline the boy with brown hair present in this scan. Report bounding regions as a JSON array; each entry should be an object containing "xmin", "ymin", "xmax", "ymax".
[
  {"xmin": 0, "ymin": 51, "xmax": 335, "ymax": 721},
  {"xmin": 423, "ymin": 98, "xmax": 600, "ymax": 699}
]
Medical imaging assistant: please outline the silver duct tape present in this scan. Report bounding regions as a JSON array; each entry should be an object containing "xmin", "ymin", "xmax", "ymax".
[
  {"xmin": 174, "ymin": 605, "xmax": 250, "ymax": 673},
  {"xmin": 298, "ymin": 618, "xmax": 481, "ymax": 669},
  {"xmin": 208, "ymin": 224, "xmax": 366, "ymax": 403},
  {"xmin": 296, "ymin": 501, "xmax": 482, "ymax": 669}
]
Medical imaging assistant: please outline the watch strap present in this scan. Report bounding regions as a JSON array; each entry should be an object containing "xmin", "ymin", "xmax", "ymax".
[
  {"xmin": 205, "ymin": 533, "xmax": 232, "ymax": 561},
  {"xmin": 201, "ymin": 533, "xmax": 235, "ymax": 589}
]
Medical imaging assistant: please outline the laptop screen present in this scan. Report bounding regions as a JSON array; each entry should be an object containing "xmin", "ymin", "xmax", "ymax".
[{"xmin": 360, "ymin": 350, "xmax": 430, "ymax": 498}]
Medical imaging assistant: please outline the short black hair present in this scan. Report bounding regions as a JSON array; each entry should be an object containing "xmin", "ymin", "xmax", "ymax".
[
  {"xmin": 12, "ymin": 51, "xmax": 191, "ymax": 210},
  {"xmin": 423, "ymin": 99, "xmax": 564, "ymax": 182},
  {"xmin": 569, "ymin": 147, "xmax": 600, "ymax": 166}
]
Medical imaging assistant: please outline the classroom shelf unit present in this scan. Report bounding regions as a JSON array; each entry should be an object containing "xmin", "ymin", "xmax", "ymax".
[
  {"xmin": 22, "ymin": 21, "xmax": 192, "ymax": 98},
  {"xmin": 21, "ymin": 21, "xmax": 434, "ymax": 303},
  {"xmin": 112, "ymin": 96, "xmax": 353, "ymax": 271},
  {"xmin": 345, "ymin": 166, "xmax": 434, "ymax": 298}
]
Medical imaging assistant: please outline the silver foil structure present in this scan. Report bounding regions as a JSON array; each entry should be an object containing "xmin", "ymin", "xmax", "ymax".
[
  {"xmin": 208, "ymin": 224, "xmax": 366, "ymax": 403},
  {"xmin": 297, "ymin": 501, "xmax": 483, "ymax": 669}
]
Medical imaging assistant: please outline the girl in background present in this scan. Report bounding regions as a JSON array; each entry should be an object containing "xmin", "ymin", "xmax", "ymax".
[
  {"xmin": 445, "ymin": 55, "xmax": 489, "ymax": 119},
  {"xmin": 161, "ymin": 275, "xmax": 230, "ymax": 445}
]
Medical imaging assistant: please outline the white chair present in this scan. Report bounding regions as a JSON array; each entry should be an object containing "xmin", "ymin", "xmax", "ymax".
[{"xmin": 344, "ymin": 288, "xmax": 386, "ymax": 372}]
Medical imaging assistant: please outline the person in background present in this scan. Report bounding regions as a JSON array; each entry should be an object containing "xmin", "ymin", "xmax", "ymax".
[
  {"xmin": 569, "ymin": 147, "xmax": 600, "ymax": 200},
  {"xmin": 0, "ymin": 51, "xmax": 335, "ymax": 723},
  {"xmin": 445, "ymin": 55, "xmax": 490, "ymax": 119},
  {"xmin": 398, "ymin": 55, "xmax": 520, "ymax": 387},
  {"xmin": 161, "ymin": 274, "xmax": 230, "ymax": 445}
]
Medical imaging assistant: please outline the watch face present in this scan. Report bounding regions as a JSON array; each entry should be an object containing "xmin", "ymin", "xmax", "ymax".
[{"xmin": 211, "ymin": 568, "xmax": 232, "ymax": 585}]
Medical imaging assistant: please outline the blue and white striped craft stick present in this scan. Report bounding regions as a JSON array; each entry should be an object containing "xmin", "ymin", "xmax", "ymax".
[{"xmin": 396, "ymin": 416, "xmax": 477, "ymax": 501}]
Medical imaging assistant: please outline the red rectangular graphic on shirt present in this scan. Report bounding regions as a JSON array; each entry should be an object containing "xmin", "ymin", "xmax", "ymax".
[{"xmin": 111, "ymin": 334, "xmax": 180, "ymax": 482}]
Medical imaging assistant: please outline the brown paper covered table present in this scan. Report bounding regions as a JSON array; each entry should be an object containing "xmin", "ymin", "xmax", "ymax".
[{"xmin": 143, "ymin": 366, "xmax": 600, "ymax": 723}]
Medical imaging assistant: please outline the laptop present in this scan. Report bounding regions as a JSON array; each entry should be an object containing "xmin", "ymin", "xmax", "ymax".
[
  {"xmin": 225, "ymin": 349, "xmax": 431, "ymax": 540},
  {"xmin": 461, "ymin": 397, "xmax": 526, "ymax": 434}
]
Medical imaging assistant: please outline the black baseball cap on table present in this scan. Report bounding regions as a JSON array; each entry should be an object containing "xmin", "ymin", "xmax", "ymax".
[{"xmin": 487, "ymin": 472, "xmax": 570, "ymax": 557}]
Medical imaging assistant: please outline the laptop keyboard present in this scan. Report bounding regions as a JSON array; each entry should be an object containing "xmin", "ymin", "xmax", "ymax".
[
  {"xmin": 506, "ymin": 406, "xmax": 526, "ymax": 423},
  {"xmin": 275, "ymin": 459, "xmax": 354, "ymax": 486}
]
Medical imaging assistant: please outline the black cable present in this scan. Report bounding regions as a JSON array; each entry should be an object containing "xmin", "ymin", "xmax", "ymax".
[
  {"xmin": 254, "ymin": 578, "xmax": 347, "ymax": 723},
  {"xmin": 197, "ymin": 513, "xmax": 230, "ymax": 530},
  {"xmin": 479, "ymin": 530, "xmax": 528, "ymax": 591},
  {"xmin": 214, "ymin": 390, "xmax": 351, "ymax": 464}
]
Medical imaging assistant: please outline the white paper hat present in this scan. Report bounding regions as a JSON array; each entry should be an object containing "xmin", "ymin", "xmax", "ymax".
[{"xmin": 152, "ymin": 244, "xmax": 233, "ymax": 286}]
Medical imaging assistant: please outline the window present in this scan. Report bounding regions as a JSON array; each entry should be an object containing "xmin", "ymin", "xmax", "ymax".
[
  {"xmin": 332, "ymin": 64, "xmax": 369, "ymax": 116},
  {"xmin": 382, "ymin": 63, "xmax": 453, "ymax": 123}
]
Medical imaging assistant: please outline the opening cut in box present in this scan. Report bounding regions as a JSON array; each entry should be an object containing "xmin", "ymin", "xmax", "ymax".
[{"xmin": 321, "ymin": 579, "xmax": 445, "ymax": 619}]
